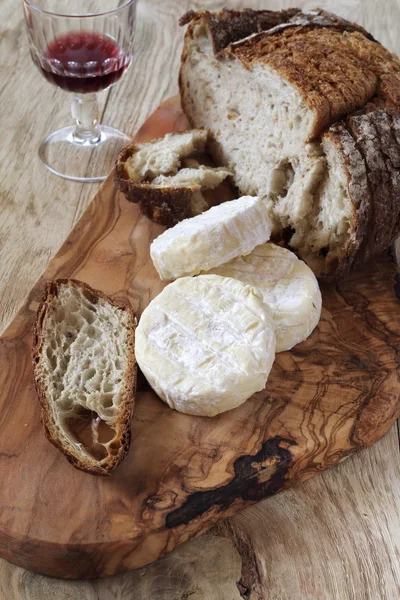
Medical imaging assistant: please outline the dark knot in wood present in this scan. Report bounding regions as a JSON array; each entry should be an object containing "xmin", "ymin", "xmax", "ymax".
[{"xmin": 166, "ymin": 436, "xmax": 296, "ymax": 529}]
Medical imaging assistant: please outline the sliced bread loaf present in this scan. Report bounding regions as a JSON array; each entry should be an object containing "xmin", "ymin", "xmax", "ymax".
[
  {"xmin": 32, "ymin": 279, "xmax": 137, "ymax": 476},
  {"xmin": 115, "ymin": 129, "xmax": 234, "ymax": 227},
  {"xmin": 179, "ymin": 8, "xmax": 400, "ymax": 280}
]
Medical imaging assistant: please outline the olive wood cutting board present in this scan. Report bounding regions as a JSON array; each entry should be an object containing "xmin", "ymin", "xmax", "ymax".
[{"xmin": 1, "ymin": 97, "xmax": 400, "ymax": 579}]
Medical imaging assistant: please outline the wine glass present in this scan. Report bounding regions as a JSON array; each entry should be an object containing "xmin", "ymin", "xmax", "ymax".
[{"xmin": 23, "ymin": 0, "xmax": 137, "ymax": 182}]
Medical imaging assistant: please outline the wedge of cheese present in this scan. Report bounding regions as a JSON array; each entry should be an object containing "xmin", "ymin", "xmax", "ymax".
[
  {"xmin": 150, "ymin": 196, "xmax": 271, "ymax": 280},
  {"xmin": 207, "ymin": 243, "xmax": 322, "ymax": 352},
  {"xmin": 135, "ymin": 274, "xmax": 276, "ymax": 416}
]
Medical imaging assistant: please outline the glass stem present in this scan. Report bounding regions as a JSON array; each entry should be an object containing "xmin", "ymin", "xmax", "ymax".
[{"xmin": 71, "ymin": 93, "xmax": 101, "ymax": 145}]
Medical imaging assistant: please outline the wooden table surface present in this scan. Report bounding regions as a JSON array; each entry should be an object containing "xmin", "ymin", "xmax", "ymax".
[{"xmin": 1, "ymin": 0, "xmax": 399, "ymax": 598}]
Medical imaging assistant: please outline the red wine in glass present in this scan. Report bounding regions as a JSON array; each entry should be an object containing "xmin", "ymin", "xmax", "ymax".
[
  {"xmin": 38, "ymin": 32, "xmax": 128, "ymax": 94},
  {"xmin": 23, "ymin": 0, "xmax": 137, "ymax": 182}
]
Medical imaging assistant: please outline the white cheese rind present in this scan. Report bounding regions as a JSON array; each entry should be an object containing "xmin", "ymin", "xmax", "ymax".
[
  {"xmin": 208, "ymin": 243, "xmax": 322, "ymax": 352},
  {"xmin": 135, "ymin": 274, "xmax": 276, "ymax": 416},
  {"xmin": 150, "ymin": 196, "xmax": 272, "ymax": 280}
]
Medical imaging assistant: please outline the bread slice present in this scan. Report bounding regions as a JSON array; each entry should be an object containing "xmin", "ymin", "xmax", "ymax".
[
  {"xmin": 179, "ymin": 8, "xmax": 400, "ymax": 280},
  {"xmin": 115, "ymin": 129, "xmax": 234, "ymax": 227},
  {"xmin": 32, "ymin": 279, "xmax": 137, "ymax": 476}
]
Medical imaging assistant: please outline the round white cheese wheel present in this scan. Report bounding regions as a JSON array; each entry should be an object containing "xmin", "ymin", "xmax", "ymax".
[
  {"xmin": 150, "ymin": 196, "xmax": 271, "ymax": 280},
  {"xmin": 135, "ymin": 274, "xmax": 276, "ymax": 416},
  {"xmin": 208, "ymin": 243, "xmax": 322, "ymax": 352}
]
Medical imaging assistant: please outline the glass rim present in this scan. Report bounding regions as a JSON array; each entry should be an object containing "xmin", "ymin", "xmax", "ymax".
[{"xmin": 23, "ymin": 0, "xmax": 136, "ymax": 18}]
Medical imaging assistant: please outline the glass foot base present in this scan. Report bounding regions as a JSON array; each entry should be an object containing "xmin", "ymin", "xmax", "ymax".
[{"xmin": 39, "ymin": 126, "xmax": 131, "ymax": 182}]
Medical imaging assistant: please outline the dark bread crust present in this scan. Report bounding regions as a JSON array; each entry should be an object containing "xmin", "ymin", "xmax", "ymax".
[
  {"xmin": 249, "ymin": 8, "xmax": 375, "ymax": 41},
  {"xmin": 345, "ymin": 111, "xmax": 400, "ymax": 265},
  {"xmin": 390, "ymin": 116, "xmax": 400, "ymax": 236},
  {"xmin": 115, "ymin": 142, "xmax": 200, "ymax": 227},
  {"xmin": 322, "ymin": 124, "xmax": 371, "ymax": 279},
  {"xmin": 180, "ymin": 8, "xmax": 374, "ymax": 55},
  {"xmin": 179, "ymin": 8, "xmax": 301, "ymax": 55},
  {"xmin": 32, "ymin": 279, "xmax": 137, "ymax": 476},
  {"xmin": 343, "ymin": 33, "xmax": 400, "ymax": 114}
]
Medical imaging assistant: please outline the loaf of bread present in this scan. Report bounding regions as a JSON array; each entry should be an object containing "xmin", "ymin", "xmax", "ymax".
[
  {"xmin": 179, "ymin": 8, "xmax": 400, "ymax": 280},
  {"xmin": 32, "ymin": 279, "xmax": 137, "ymax": 476},
  {"xmin": 115, "ymin": 129, "xmax": 233, "ymax": 227}
]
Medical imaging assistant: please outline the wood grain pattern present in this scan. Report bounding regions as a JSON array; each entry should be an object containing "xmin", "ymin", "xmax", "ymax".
[
  {"xmin": 1, "ymin": 0, "xmax": 400, "ymax": 597},
  {"xmin": 0, "ymin": 95, "xmax": 399, "ymax": 580},
  {"xmin": 2, "ymin": 429, "xmax": 400, "ymax": 600}
]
